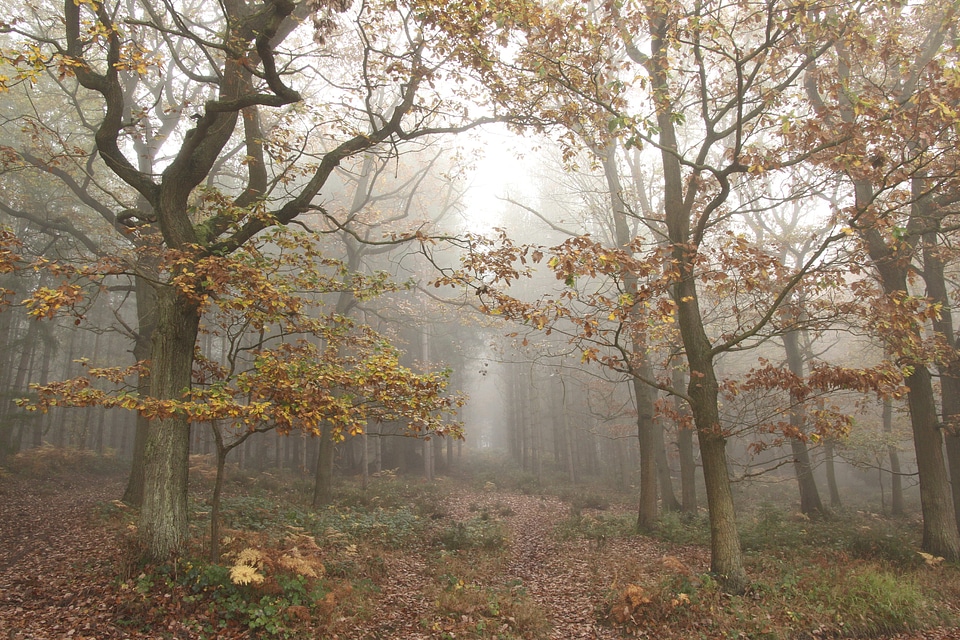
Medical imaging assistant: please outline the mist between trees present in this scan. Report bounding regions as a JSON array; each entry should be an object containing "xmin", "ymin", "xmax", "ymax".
[{"xmin": 0, "ymin": 0, "xmax": 959, "ymax": 595}]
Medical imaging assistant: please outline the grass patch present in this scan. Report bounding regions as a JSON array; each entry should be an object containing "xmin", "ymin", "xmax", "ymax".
[
  {"xmin": 438, "ymin": 517, "xmax": 508, "ymax": 551},
  {"xmin": 555, "ymin": 513, "xmax": 635, "ymax": 544},
  {"xmin": 655, "ymin": 510, "xmax": 711, "ymax": 546},
  {"xmin": 605, "ymin": 502, "xmax": 960, "ymax": 639},
  {"xmin": 430, "ymin": 577, "xmax": 551, "ymax": 639},
  {"xmin": 602, "ymin": 560, "xmax": 950, "ymax": 639}
]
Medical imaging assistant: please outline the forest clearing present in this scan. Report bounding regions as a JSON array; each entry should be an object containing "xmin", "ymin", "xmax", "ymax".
[{"xmin": 1, "ymin": 449, "xmax": 959, "ymax": 640}]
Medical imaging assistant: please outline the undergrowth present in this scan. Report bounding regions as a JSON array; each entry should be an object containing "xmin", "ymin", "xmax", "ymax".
[
  {"xmin": 73, "ymin": 457, "xmax": 960, "ymax": 639},
  {"xmin": 9, "ymin": 443, "xmax": 125, "ymax": 477},
  {"xmin": 601, "ymin": 502, "xmax": 960, "ymax": 639}
]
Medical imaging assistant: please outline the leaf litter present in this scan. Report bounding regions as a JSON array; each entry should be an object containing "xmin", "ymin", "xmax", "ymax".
[{"xmin": 1, "ymin": 472, "xmax": 959, "ymax": 639}]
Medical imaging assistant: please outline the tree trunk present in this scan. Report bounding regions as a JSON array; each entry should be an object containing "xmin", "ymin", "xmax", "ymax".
[
  {"xmin": 633, "ymin": 375, "xmax": 659, "ymax": 530},
  {"xmin": 139, "ymin": 286, "xmax": 200, "ymax": 560},
  {"xmin": 883, "ymin": 399, "xmax": 904, "ymax": 517},
  {"xmin": 123, "ymin": 270, "xmax": 159, "ymax": 507},
  {"xmin": 601, "ymin": 146, "xmax": 661, "ymax": 528},
  {"xmin": 210, "ymin": 426, "xmax": 228, "ymax": 563},
  {"xmin": 946, "ymin": 433, "xmax": 960, "ymax": 535},
  {"xmin": 922, "ymin": 228, "xmax": 960, "ymax": 534},
  {"xmin": 313, "ymin": 421, "xmax": 335, "ymax": 506},
  {"xmin": 655, "ymin": 417, "xmax": 681, "ymax": 512},
  {"xmin": 32, "ymin": 330, "xmax": 54, "ymax": 449},
  {"xmin": 783, "ymin": 330, "xmax": 824, "ymax": 517},
  {"xmin": 446, "ymin": 432, "xmax": 453, "ymax": 472},
  {"xmin": 362, "ymin": 427, "xmax": 369, "ymax": 490},
  {"xmin": 644, "ymin": 8, "xmax": 745, "ymax": 588},
  {"xmin": 824, "ymin": 438, "xmax": 842, "ymax": 507},
  {"xmin": 673, "ymin": 369, "xmax": 698, "ymax": 514},
  {"xmin": 905, "ymin": 365, "xmax": 960, "ymax": 559}
]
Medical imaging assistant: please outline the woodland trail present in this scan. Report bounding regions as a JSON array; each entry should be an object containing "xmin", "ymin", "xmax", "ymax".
[{"xmin": 446, "ymin": 491, "xmax": 645, "ymax": 640}]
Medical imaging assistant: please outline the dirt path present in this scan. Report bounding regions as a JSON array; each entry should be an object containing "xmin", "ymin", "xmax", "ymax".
[
  {"xmin": 483, "ymin": 493, "xmax": 619, "ymax": 639},
  {"xmin": 445, "ymin": 491, "xmax": 678, "ymax": 640}
]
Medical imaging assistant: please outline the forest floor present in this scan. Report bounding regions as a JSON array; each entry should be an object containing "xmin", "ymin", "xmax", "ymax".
[{"xmin": 2, "ymin": 456, "xmax": 960, "ymax": 639}]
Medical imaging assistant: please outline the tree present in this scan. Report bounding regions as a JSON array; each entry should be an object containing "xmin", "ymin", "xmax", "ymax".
[
  {"xmin": 803, "ymin": 0, "xmax": 960, "ymax": 558},
  {"xmin": 425, "ymin": 0, "xmax": 847, "ymax": 591},
  {"xmin": 3, "ymin": 0, "xmax": 504, "ymax": 559}
]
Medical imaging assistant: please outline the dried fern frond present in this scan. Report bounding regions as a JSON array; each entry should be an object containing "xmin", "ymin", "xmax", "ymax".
[
  {"xmin": 279, "ymin": 548, "xmax": 324, "ymax": 578},
  {"xmin": 230, "ymin": 563, "xmax": 265, "ymax": 585},
  {"xmin": 236, "ymin": 548, "xmax": 264, "ymax": 568}
]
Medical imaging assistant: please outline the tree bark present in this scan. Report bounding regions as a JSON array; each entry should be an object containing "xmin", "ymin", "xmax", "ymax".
[
  {"xmin": 905, "ymin": 365, "xmax": 960, "ymax": 558},
  {"xmin": 601, "ymin": 145, "xmax": 660, "ymax": 528},
  {"xmin": 139, "ymin": 286, "xmax": 200, "ymax": 560},
  {"xmin": 854, "ymin": 177, "xmax": 960, "ymax": 560},
  {"xmin": 922, "ymin": 228, "xmax": 960, "ymax": 534},
  {"xmin": 210, "ymin": 426, "xmax": 228, "ymax": 563},
  {"xmin": 633, "ymin": 375, "xmax": 659, "ymax": 530},
  {"xmin": 655, "ymin": 417, "xmax": 681, "ymax": 513},
  {"xmin": 639, "ymin": 6, "xmax": 746, "ymax": 590},
  {"xmin": 1, "ymin": 319, "xmax": 41, "ymax": 459},
  {"xmin": 122, "ymin": 272, "xmax": 157, "ymax": 506}
]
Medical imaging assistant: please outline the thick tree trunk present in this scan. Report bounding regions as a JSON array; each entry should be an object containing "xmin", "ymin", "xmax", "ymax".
[
  {"xmin": 123, "ymin": 271, "xmax": 159, "ymax": 506},
  {"xmin": 922, "ymin": 229, "xmax": 960, "ymax": 534},
  {"xmin": 905, "ymin": 366, "xmax": 960, "ymax": 559},
  {"xmin": 671, "ymin": 238, "xmax": 745, "ymax": 589},
  {"xmin": 139, "ymin": 286, "xmax": 200, "ymax": 560},
  {"xmin": 643, "ymin": 9, "xmax": 745, "ymax": 588},
  {"xmin": 673, "ymin": 247, "xmax": 745, "ymax": 588},
  {"xmin": 699, "ymin": 429, "xmax": 744, "ymax": 589}
]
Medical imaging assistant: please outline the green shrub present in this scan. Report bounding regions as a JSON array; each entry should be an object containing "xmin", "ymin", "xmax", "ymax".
[
  {"xmin": 847, "ymin": 531, "xmax": 922, "ymax": 568},
  {"xmin": 126, "ymin": 557, "xmax": 325, "ymax": 638},
  {"xmin": 655, "ymin": 511, "xmax": 710, "ymax": 546},
  {"xmin": 218, "ymin": 495, "xmax": 425, "ymax": 548}
]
